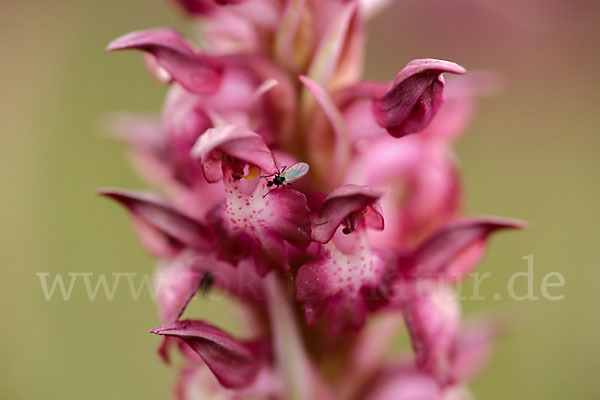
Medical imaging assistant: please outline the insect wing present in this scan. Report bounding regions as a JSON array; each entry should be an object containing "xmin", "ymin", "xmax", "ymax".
[{"xmin": 281, "ymin": 162, "xmax": 309, "ymax": 183}]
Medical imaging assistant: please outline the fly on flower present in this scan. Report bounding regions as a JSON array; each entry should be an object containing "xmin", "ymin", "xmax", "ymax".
[{"xmin": 261, "ymin": 162, "xmax": 310, "ymax": 197}]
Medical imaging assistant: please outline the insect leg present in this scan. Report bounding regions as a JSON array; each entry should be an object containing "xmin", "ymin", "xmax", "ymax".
[{"xmin": 262, "ymin": 186, "xmax": 279, "ymax": 198}]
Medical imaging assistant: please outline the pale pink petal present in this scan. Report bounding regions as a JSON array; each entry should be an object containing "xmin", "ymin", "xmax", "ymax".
[
  {"xmin": 300, "ymin": 75, "xmax": 351, "ymax": 179},
  {"xmin": 449, "ymin": 319, "xmax": 496, "ymax": 384},
  {"xmin": 155, "ymin": 254, "xmax": 206, "ymax": 323},
  {"xmin": 305, "ymin": 1, "xmax": 357, "ymax": 88},
  {"xmin": 363, "ymin": 364, "xmax": 441, "ymax": 400}
]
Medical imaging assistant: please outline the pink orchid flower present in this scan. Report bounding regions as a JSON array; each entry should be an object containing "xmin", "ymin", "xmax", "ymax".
[{"xmin": 101, "ymin": 0, "xmax": 526, "ymax": 398}]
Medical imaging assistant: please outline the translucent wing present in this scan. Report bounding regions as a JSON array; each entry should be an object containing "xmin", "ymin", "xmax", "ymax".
[{"xmin": 281, "ymin": 162, "xmax": 310, "ymax": 183}]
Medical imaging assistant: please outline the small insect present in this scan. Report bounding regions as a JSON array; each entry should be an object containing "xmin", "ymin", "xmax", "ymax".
[
  {"xmin": 261, "ymin": 161, "xmax": 310, "ymax": 197},
  {"xmin": 199, "ymin": 272, "xmax": 214, "ymax": 295}
]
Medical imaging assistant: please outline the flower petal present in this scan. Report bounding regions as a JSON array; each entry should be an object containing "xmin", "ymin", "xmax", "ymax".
[
  {"xmin": 372, "ymin": 59, "xmax": 466, "ymax": 138},
  {"xmin": 409, "ymin": 217, "xmax": 528, "ymax": 281},
  {"xmin": 155, "ymin": 253, "xmax": 206, "ymax": 323},
  {"xmin": 398, "ymin": 282, "xmax": 460, "ymax": 382},
  {"xmin": 312, "ymin": 184, "xmax": 384, "ymax": 243},
  {"xmin": 300, "ymin": 75, "xmax": 351, "ymax": 181},
  {"xmin": 305, "ymin": 0, "xmax": 357, "ymax": 88},
  {"xmin": 162, "ymin": 86, "xmax": 212, "ymax": 186},
  {"xmin": 151, "ymin": 320, "xmax": 266, "ymax": 388},
  {"xmin": 191, "ymin": 124, "xmax": 276, "ymax": 182},
  {"xmin": 363, "ymin": 364, "xmax": 441, "ymax": 400},
  {"xmin": 97, "ymin": 189, "xmax": 213, "ymax": 257},
  {"xmin": 296, "ymin": 230, "xmax": 388, "ymax": 332},
  {"xmin": 274, "ymin": 0, "xmax": 312, "ymax": 72},
  {"xmin": 107, "ymin": 28, "xmax": 222, "ymax": 94},
  {"xmin": 106, "ymin": 114, "xmax": 174, "ymax": 187},
  {"xmin": 215, "ymin": 173, "xmax": 312, "ymax": 274}
]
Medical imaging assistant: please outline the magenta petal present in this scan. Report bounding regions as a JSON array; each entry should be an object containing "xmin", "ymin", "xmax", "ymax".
[
  {"xmin": 107, "ymin": 28, "xmax": 222, "ymax": 94},
  {"xmin": 170, "ymin": 0, "xmax": 216, "ymax": 15},
  {"xmin": 410, "ymin": 217, "xmax": 527, "ymax": 281},
  {"xmin": 97, "ymin": 189, "xmax": 213, "ymax": 257},
  {"xmin": 151, "ymin": 320, "xmax": 265, "ymax": 388},
  {"xmin": 312, "ymin": 184, "xmax": 385, "ymax": 243},
  {"xmin": 373, "ymin": 59, "xmax": 466, "ymax": 138},
  {"xmin": 192, "ymin": 124, "xmax": 276, "ymax": 182}
]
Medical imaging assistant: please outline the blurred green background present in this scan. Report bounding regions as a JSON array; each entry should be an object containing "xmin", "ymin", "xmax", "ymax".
[{"xmin": 1, "ymin": 0, "xmax": 598, "ymax": 398}]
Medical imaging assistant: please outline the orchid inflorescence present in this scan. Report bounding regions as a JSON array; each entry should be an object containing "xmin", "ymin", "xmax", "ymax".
[{"xmin": 100, "ymin": 0, "xmax": 526, "ymax": 399}]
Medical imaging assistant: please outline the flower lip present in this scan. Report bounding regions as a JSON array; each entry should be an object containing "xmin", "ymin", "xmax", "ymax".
[{"xmin": 312, "ymin": 184, "xmax": 385, "ymax": 243}]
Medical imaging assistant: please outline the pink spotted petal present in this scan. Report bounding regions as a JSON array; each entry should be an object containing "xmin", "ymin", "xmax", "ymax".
[
  {"xmin": 107, "ymin": 28, "xmax": 222, "ymax": 94},
  {"xmin": 373, "ymin": 59, "xmax": 466, "ymax": 138},
  {"xmin": 312, "ymin": 184, "xmax": 385, "ymax": 244},
  {"xmin": 217, "ymin": 174, "xmax": 311, "ymax": 274},
  {"xmin": 409, "ymin": 217, "xmax": 528, "ymax": 281},
  {"xmin": 97, "ymin": 189, "xmax": 213, "ymax": 257},
  {"xmin": 296, "ymin": 230, "xmax": 388, "ymax": 332},
  {"xmin": 192, "ymin": 124, "xmax": 276, "ymax": 182},
  {"xmin": 151, "ymin": 320, "xmax": 266, "ymax": 388}
]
